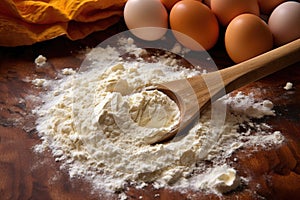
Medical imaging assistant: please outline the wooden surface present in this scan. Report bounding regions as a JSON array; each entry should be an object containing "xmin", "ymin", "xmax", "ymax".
[{"xmin": 0, "ymin": 21, "xmax": 300, "ymax": 200}]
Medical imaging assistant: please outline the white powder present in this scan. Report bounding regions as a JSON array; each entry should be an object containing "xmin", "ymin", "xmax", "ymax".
[
  {"xmin": 95, "ymin": 88, "xmax": 180, "ymax": 145},
  {"xmin": 33, "ymin": 38, "xmax": 284, "ymax": 198},
  {"xmin": 34, "ymin": 55, "xmax": 47, "ymax": 67},
  {"xmin": 62, "ymin": 68, "xmax": 76, "ymax": 75},
  {"xmin": 191, "ymin": 164, "xmax": 240, "ymax": 193},
  {"xmin": 284, "ymin": 82, "xmax": 293, "ymax": 90},
  {"xmin": 223, "ymin": 92, "xmax": 275, "ymax": 118},
  {"xmin": 32, "ymin": 78, "xmax": 46, "ymax": 87}
]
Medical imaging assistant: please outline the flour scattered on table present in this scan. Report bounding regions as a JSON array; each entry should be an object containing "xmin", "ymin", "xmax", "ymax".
[
  {"xmin": 34, "ymin": 55, "xmax": 47, "ymax": 67},
  {"xmin": 283, "ymin": 82, "xmax": 293, "ymax": 90},
  {"xmin": 32, "ymin": 78, "xmax": 46, "ymax": 87},
  {"xmin": 32, "ymin": 38, "xmax": 284, "ymax": 199},
  {"xmin": 61, "ymin": 68, "xmax": 76, "ymax": 75}
]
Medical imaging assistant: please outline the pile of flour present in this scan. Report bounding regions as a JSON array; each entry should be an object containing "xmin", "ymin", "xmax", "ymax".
[{"xmin": 33, "ymin": 38, "xmax": 284, "ymax": 198}]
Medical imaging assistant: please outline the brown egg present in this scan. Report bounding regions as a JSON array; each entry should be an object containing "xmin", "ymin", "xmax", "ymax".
[
  {"xmin": 258, "ymin": 0, "xmax": 287, "ymax": 14},
  {"xmin": 211, "ymin": 0, "xmax": 260, "ymax": 26},
  {"xmin": 225, "ymin": 14, "xmax": 273, "ymax": 63},
  {"xmin": 170, "ymin": 0, "xmax": 219, "ymax": 50},
  {"xmin": 161, "ymin": 0, "xmax": 204, "ymax": 11}
]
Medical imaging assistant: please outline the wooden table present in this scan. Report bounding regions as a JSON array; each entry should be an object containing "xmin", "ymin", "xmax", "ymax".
[{"xmin": 0, "ymin": 21, "xmax": 299, "ymax": 200}]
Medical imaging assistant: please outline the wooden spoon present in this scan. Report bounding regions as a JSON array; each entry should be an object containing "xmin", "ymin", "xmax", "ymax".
[{"xmin": 148, "ymin": 38, "xmax": 300, "ymax": 144}]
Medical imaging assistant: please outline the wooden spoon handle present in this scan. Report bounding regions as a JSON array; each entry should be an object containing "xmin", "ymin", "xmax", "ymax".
[
  {"xmin": 217, "ymin": 38, "xmax": 300, "ymax": 94},
  {"xmin": 196, "ymin": 38, "xmax": 300, "ymax": 102}
]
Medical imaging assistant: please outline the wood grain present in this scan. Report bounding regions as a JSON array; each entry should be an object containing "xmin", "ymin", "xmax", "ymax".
[{"xmin": 0, "ymin": 21, "xmax": 299, "ymax": 200}]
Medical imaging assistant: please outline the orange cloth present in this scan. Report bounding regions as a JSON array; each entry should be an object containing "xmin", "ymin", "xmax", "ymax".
[{"xmin": 0, "ymin": 0, "xmax": 126, "ymax": 46}]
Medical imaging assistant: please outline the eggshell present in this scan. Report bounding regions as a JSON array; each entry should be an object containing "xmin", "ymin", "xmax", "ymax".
[
  {"xmin": 170, "ymin": 0, "xmax": 219, "ymax": 50},
  {"xmin": 211, "ymin": 0, "xmax": 260, "ymax": 26},
  {"xmin": 225, "ymin": 14, "xmax": 273, "ymax": 63},
  {"xmin": 124, "ymin": 0, "xmax": 168, "ymax": 41},
  {"xmin": 161, "ymin": 0, "xmax": 204, "ymax": 10},
  {"xmin": 258, "ymin": 0, "xmax": 287, "ymax": 14},
  {"xmin": 268, "ymin": 1, "xmax": 300, "ymax": 46}
]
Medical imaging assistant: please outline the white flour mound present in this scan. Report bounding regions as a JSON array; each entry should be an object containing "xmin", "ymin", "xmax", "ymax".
[{"xmin": 33, "ymin": 39, "xmax": 284, "ymax": 198}]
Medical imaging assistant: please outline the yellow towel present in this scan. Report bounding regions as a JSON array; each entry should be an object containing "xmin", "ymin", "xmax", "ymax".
[{"xmin": 0, "ymin": 0, "xmax": 126, "ymax": 46}]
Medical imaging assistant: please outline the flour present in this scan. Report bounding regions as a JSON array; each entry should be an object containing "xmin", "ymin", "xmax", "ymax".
[
  {"xmin": 61, "ymin": 68, "xmax": 76, "ymax": 75},
  {"xmin": 191, "ymin": 164, "xmax": 241, "ymax": 193},
  {"xmin": 33, "ymin": 38, "xmax": 284, "ymax": 198},
  {"xmin": 34, "ymin": 55, "xmax": 47, "ymax": 67},
  {"xmin": 32, "ymin": 78, "xmax": 46, "ymax": 87},
  {"xmin": 95, "ymin": 89, "xmax": 180, "ymax": 144},
  {"xmin": 284, "ymin": 82, "xmax": 293, "ymax": 90}
]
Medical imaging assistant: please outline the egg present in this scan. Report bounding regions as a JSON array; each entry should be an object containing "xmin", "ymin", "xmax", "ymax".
[
  {"xmin": 211, "ymin": 0, "xmax": 260, "ymax": 26},
  {"xmin": 161, "ymin": 0, "xmax": 204, "ymax": 10},
  {"xmin": 124, "ymin": 0, "xmax": 168, "ymax": 41},
  {"xmin": 170, "ymin": 0, "xmax": 219, "ymax": 50},
  {"xmin": 258, "ymin": 0, "xmax": 286, "ymax": 14},
  {"xmin": 225, "ymin": 14, "xmax": 273, "ymax": 63},
  {"xmin": 268, "ymin": 1, "xmax": 300, "ymax": 46}
]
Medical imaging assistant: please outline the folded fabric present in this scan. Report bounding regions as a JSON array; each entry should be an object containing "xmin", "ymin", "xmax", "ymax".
[{"xmin": 0, "ymin": 0, "xmax": 126, "ymax": 46}]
